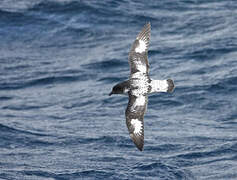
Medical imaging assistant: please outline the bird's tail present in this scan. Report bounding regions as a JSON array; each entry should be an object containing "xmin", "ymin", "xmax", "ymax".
[
  {"xmin": 150, "ymin": 79, "xmax": 175, "ymax": 93},
  {"xmin": 166, "ymin": 79, "xmax": 175, "ymax": 93}
]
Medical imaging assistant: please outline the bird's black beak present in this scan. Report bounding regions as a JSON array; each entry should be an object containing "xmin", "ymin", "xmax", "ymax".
[{"xmin": 109, "ymin": 91, "xmax": 113, "ymax": 96}]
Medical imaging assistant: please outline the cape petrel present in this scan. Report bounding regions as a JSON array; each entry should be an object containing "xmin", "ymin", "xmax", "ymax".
[{"xmin": 109, "ymin": 23, "xmax": 175, "ymax": 151}]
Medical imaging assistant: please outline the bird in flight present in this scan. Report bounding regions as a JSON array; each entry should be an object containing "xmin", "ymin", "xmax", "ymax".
[{"xmin": 109, "ymin": 23, "xmax": 175, "ymax": 151}]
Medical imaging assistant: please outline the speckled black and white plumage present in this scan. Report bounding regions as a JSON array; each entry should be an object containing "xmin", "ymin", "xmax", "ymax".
[{"xmin": 109, "ymin": 23, "xmax": 175, "ymax": 151}]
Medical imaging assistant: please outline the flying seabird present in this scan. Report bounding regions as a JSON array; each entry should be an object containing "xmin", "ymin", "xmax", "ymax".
[{"xmin": 109, "ymin": 23, "xmax": 175, "ymax": 151}]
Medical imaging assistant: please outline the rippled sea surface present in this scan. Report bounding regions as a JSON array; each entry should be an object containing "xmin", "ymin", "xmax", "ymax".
[{"xmin": 1, "ymin": 0, "xmax": 237, "ymax": 179}]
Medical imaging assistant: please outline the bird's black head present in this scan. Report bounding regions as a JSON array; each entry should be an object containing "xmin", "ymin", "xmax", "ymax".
[{"xmin": 109, "ymin": 83, "xmax": 124, "ymax": 96}]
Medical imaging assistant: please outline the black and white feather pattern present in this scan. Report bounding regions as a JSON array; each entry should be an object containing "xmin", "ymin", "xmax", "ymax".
[
  {"xmin": 126, "ymin": 94, "xmax": 147, "ymax": 151},
  {"xmin": 109, "ymin": 22, "xmax": 174, "ymax": 151},
  {"xmin": 128, "ymin": 23, "xmax": 151, "ymax": 76},
  {"xmin": 126, "ymin": 23, "xmax": 151, "ymax": 151}
]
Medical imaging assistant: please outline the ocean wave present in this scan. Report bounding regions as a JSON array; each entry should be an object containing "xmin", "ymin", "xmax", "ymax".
[
  {"xmin": 0, "ymin": 124, "xmax": 52, "ymax": 149},
  {"xmin": 0, "ymin": 73, "xmax": 95, "ymax": 90},
  {"xmin": 134, "ymin": 162, "xmax": 194, "ymax": 179},
  {"xmin": 1, "ymin": 0, "xmax": 237, "ymax": 179},
  {"xmin": 0, "ymin": 124, "xmax": 48, "ymax": 137},
  {"xmin": 174, "ymin": 142, "xmax": 237, "ymax": 165}
]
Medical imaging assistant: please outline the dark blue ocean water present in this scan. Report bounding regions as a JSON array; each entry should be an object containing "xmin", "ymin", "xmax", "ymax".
[{"xmin": 0, "ymin": 0, "xmax": 237, "ymax": 179}]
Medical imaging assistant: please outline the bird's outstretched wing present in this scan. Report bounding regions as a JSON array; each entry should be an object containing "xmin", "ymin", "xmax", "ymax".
[
  {"xmin": 128, "ymin": 23, "xmax": 151, "ymax": 77},
  {"xmin": 126, "ymin": 93, "xmax": 148, "ymax": 151}
]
